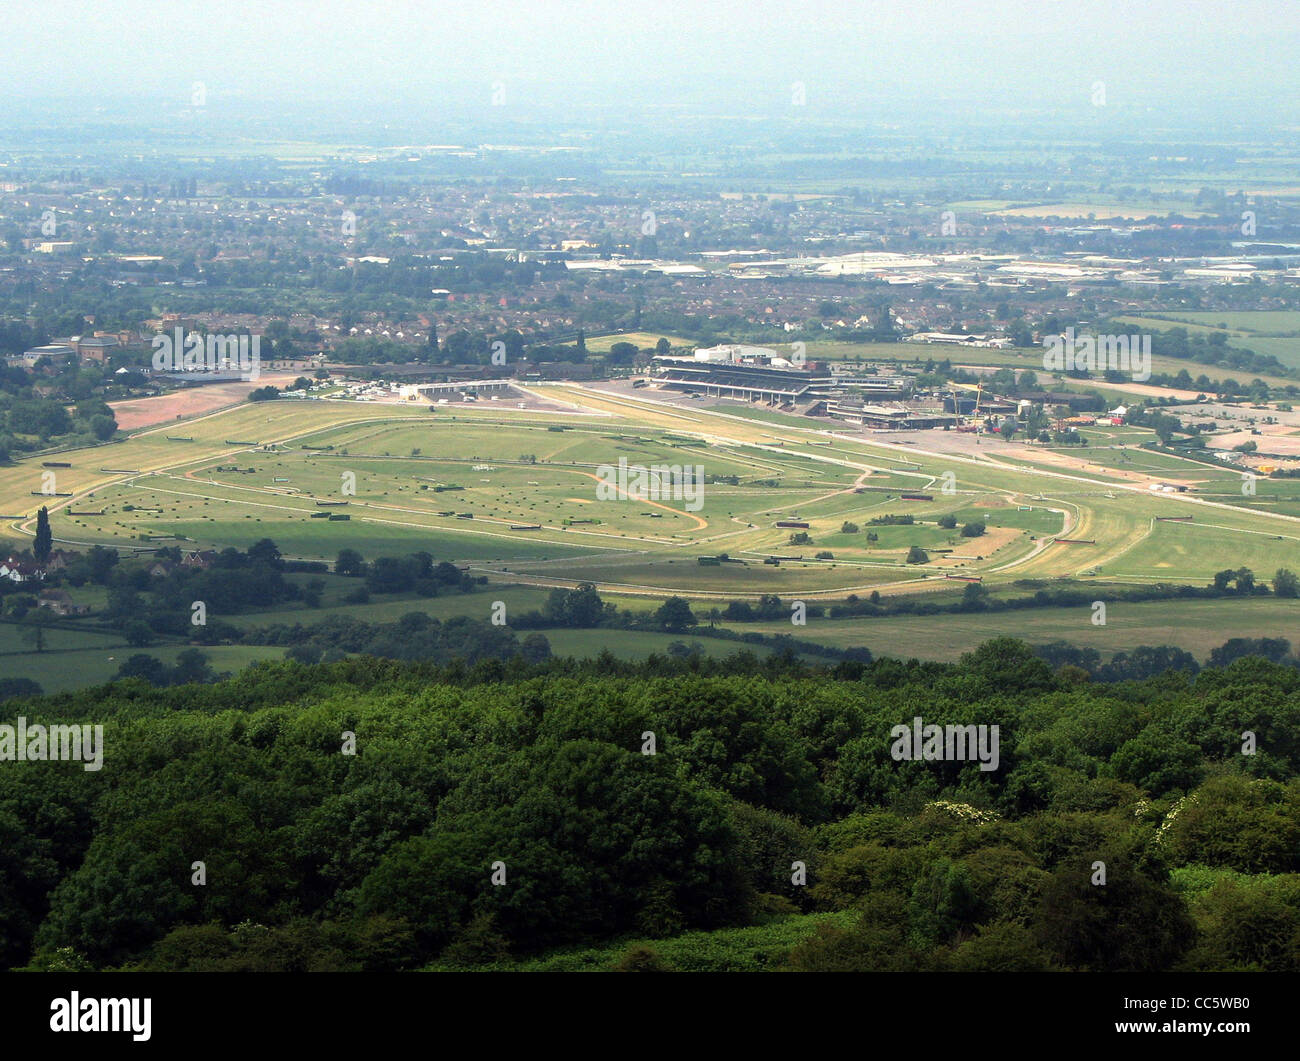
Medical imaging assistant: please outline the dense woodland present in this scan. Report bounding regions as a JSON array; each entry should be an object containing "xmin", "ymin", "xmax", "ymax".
[{"xmin": 2, "ymin": 639, "xmax": 1299, "ymax": 972}]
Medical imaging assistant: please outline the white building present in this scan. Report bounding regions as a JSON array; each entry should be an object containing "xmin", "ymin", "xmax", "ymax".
[{"xmin": 693, "ymin": 344, "xmax": 781, "ymax": 364}]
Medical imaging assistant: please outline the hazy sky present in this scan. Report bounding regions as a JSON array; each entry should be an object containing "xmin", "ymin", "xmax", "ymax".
[{"xmin": 2, "ymin": 0, "xmax": 1296, "ymax": 114}]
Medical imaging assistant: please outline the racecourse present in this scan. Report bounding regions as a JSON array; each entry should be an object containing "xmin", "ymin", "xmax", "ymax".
[{"xmin": 2, "ymin": 387, "xmax": 1298, "ymax": 598}]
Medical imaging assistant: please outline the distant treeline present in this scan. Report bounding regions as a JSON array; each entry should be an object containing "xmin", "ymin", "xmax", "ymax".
[
  {"xmin": 1101, "ymin": 319, "xmax": 1291, "ymax": 380},
  {"xmin": 263, "ymin": 613, "xmax": 551, "ymax": 668}
]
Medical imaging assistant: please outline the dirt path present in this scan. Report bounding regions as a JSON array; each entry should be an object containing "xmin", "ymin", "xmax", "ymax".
[{"xmin": 110, "ymin": 375, "xmax": 302, "ymax": 431}]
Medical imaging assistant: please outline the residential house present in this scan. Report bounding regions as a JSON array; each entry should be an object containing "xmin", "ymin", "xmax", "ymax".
[
  {"xmin": 37, "ymin": 589, "xmax": 90, "ymax": 616},
  {"xmin": 44, "ymin": 549, "xmax": 78, "ymax": 572},
  {"xmin": 0, "ymin": 556, "xmax": 45, "ymax": 584}
]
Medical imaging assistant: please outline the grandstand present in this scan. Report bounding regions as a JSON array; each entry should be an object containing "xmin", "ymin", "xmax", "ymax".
[{"xmin": 650, "ymin": 355, "xmax": 826, "ymax": 403}]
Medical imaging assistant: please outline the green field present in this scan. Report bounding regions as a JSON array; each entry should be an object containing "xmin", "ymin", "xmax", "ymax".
[
  {"xmin": 1110, "ymin": 312, "xmax": 1300, "ymax": 375},
  {"xmin": 1146, "ymin": 311, "xmax": 1300, "ymax": 334},
  {"xmin": 0, "ymin": 631, "xmax": 283, "ymax": 692},
  {"xmin": 743, "ymin": 596, "xmax": 1300, "ymax": 663},
  {"xmin": 7, "ymin": 583, "xmax": 1295, "ymax": 694},
  {"xmin": 774, "ymin": 330, "xmax": 1300, "ymax": 390}
]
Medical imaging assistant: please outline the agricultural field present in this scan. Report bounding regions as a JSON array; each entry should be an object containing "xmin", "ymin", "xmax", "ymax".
[
  {"xmin": 762, "ymin": 331, "xmax": 1300, "ymax": 394},
  {"xmin": 0, "ymin": 630, "xmax": 283, "ymax": 693},
  {"xmin": 1146, "ymin": 311, "xmax": 1300, "ymax": 334},
  {"xmin": 742, "ymin": 596, "xmax": 1300, "ymax": 663},
  {"xmin": 1110, "ymin": 312, "xmax": 1300, "ymax": 376},
  {"xmin": 947, "ymin": 199, "xmax": 1208, "ymax": 220}
]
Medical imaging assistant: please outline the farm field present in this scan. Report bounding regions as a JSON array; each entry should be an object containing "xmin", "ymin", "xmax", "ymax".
[
  {"xmin": 794, "ymin": 336, "xmax": 1300, "ymax": 391},
  {"xmin": 10, "ymin": 579, "xmax": 1292, "ymax": 693},
  {"xmin": 0, "ymin": 631, "xmax": 283, "ymax": 693},
  {"xmin": 1109, "ymin": 314, "xmax": 1300, "ymax": 376},
  {"xmin": 946, "ymin": 199, "xmax": 1208, "ymax": 219},
  {"xmin": 229, "ymin": 579, "xmax": 558, "ymax": 628},
  {"xmin": 1144, "ymin": 311, "xmax": 1300, "ymax": 333},
  {"xmin": 742, "ymin": 596, "xmax": 1300, "ymax": 663}
]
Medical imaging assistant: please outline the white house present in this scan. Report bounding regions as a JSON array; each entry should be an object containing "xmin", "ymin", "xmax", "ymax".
[{"xmin": 0, "ymin": 556, "xmax": 45, "ymax": 583}]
